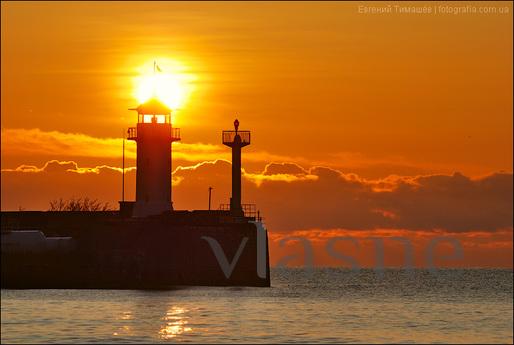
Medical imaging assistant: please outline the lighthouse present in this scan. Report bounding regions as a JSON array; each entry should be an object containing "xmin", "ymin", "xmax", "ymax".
[
  {"xmin": 223, "ymin": 119, "xmax": 250, "ymax": 215},
  {"xmin": 127, "ymin": 98, "xmax": 180, "ymax": 217}
]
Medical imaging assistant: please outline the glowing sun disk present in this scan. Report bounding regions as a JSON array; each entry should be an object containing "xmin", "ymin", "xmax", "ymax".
[
  {"xmin": 134, "ymin": 60, "xmax": 194, "ymax": 110},
  {"xmin": 136, "ymin": 74, "xmax": 185, "ymax": 109}
]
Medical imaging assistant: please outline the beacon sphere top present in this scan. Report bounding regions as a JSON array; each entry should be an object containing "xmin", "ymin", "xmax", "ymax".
[{"xmin": 129, "ymin": 98, "xmax": 171, "ymax": 115}]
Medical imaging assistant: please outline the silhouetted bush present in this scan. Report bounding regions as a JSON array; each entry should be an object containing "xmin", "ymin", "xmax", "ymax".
[{"xmin": 48, "ymin": 197, "xmax": 112, "ymax": 211}]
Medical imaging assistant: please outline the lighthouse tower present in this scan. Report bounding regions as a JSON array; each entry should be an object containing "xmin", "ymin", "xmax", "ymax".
[
  {"xmin": 127, "ymin": 98, "xmax": 180, "ymax": 217},
  {"xmin": 222, "ymin": 119, "xmax": 250, "ymax": 215}
]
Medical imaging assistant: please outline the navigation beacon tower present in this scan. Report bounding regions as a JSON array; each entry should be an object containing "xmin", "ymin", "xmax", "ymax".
[
  {"xmin": 127, "ymin": 98, "xmax": 180, "ymax": 217},
  {"xmin": 222, "ymin": 119, "xmax": 250, "ymax": 216}
]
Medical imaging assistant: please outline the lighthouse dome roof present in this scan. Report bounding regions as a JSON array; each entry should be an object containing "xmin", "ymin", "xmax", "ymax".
[{"xmin": 130, "ymin": 98, "xmax": 171, "ymax": 115}]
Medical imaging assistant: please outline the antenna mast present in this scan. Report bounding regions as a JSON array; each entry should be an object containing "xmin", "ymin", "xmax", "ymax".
[{"xmin": 122, "ymin": 129, "xmax": 125, "ymax": 202}]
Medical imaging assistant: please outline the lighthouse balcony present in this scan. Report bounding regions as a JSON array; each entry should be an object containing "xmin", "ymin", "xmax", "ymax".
[
  {"xmin": 127, "ymin": 127, "xmax": 181, "ymax": 141},
  {"xmin": 222, "ymin": 130, "xmax": 251, "ymax": 145}
]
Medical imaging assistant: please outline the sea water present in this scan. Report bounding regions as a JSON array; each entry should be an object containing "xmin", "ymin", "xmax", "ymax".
[{"xmin": 1, "ymin": 268, "xmax": 512, "ymax": 343}]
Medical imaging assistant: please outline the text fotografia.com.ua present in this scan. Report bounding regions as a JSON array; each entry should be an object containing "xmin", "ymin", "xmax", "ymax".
[{"xmin": 358, "ymin": 5, "xmax": 510, "ymax": 15}]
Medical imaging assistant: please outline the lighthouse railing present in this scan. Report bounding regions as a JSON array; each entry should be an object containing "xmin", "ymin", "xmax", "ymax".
[
  {"xmin": 127, "ymin": 127, "xmax": 180, "ymax": 141},
  {"xmin": 218, "ymin": 203, "xmax": 260, "ymax": 219},
  {"xmin": 127, "ymin": 127, "xmax": 137, "ymax": 140},
  {"xmin": 171, "ymin": 128, "xmax": 181, "ymax": 141},
  {"xmin": 222, "ymin": 130, "xmax": 250, "ymax": 145}
]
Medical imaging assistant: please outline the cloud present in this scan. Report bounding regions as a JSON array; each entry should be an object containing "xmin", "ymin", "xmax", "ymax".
[
  {"xmin": 2, "ymin": 159, "xmax": 512, "ymax": 234},
  {"xmin": 170, "ymin": 160, "xmax": 514, "ymax": 233},
  {"xmin": 173, "ymin": 160, "xmax": 513, "ymax": 233},
  {"xmin": 263, "ymin": 162, "xmax": 308, "ymax": 175},
  {"xmin": 244, "ymin": 162, "xmax": 318, "ymax": 186},
  {"xmin": 1, "ymin": 128, "xmax": 128, "ymax": 158},
  {"xmin": 2, "ymin": 128, "xmax": 456, "ymax": 180},
  {"xmin": 0, "ymin": 127, "xmax": 297, "ymax": 164},
  {"xmin": 1, "ymin": 159, "xmax": 135, "ymax": 174}
]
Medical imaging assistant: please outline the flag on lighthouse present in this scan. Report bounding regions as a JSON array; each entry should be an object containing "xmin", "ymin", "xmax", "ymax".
[
  {"xmin": 153, "ymin": 60, "xmax": 162, "ymax": 73},
  {"xmin": 154, "ymin": 61, "xmax": 162, "ymax": 73}
]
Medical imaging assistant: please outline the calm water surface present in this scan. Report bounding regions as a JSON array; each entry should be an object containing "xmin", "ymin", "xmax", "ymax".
[{"xmin": 1, "ymin": 269, "xmax": 513, "ymax": 343}]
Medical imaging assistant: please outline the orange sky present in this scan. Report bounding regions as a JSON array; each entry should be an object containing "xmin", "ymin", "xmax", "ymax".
[{"xmin": 1, "ymin": 1, "xmax": 512, "ymax": 267}]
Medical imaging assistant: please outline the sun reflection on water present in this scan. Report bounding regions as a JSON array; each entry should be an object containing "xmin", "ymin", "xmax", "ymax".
[
  {"xmin": 158, "ymin": 306, "xmax": 193, "ymax": 339},
  {"xmin": 113, "ymin": 311, "xmax": 133, "ymax": 336}
]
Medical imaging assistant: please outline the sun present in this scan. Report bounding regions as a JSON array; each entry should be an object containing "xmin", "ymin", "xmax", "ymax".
[{"xmin": 134, "ymin": 59, "xmax": 194, "ymax": 110}]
